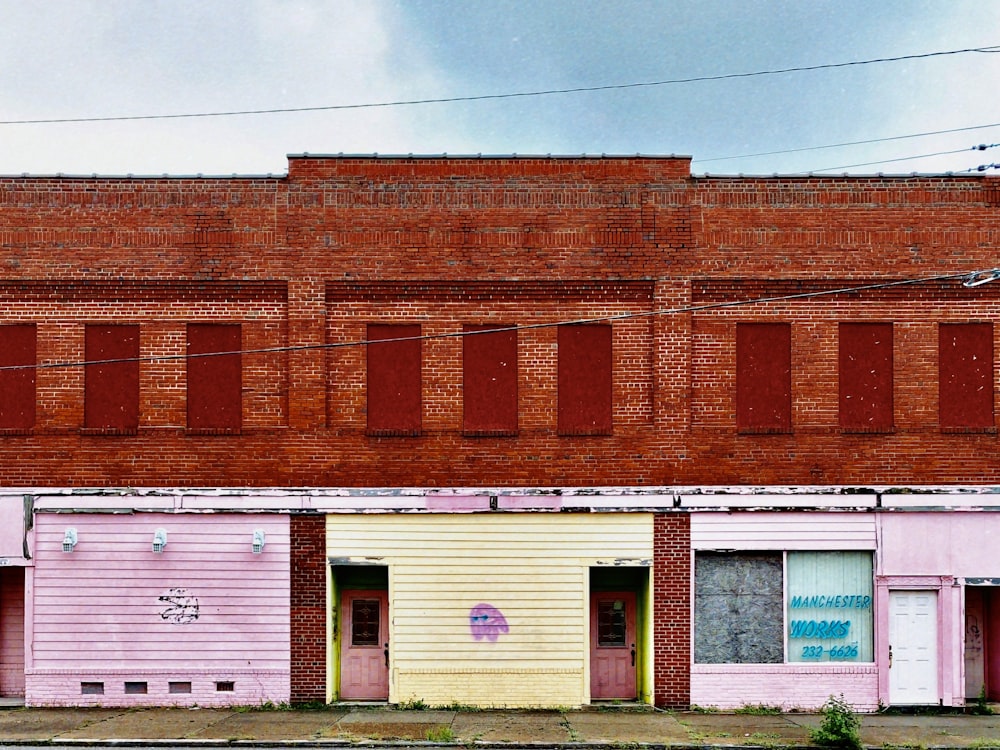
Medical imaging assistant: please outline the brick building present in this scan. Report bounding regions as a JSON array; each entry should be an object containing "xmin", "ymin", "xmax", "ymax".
[{"xmin": 0, "ymin": 155, "xmax": 998, "ymax": 709}]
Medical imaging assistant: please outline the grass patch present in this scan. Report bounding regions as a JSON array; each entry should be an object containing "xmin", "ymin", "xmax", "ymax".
[
  {"xmin": 735, "ymin": 704, "xmax": 783, "ymax": 715},
  {"xmin": 426, "ymin": 726, "xmax": 455, "ymax": 742}
]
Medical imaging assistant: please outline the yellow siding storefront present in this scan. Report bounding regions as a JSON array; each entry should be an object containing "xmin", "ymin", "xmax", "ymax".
[{"xmin": 326, "ymin": 513, "xmax": 653, "ymax": 707}]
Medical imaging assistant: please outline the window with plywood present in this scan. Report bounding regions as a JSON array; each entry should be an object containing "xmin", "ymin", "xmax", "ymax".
[
  {"xmin": 557, "ymin": 324, "xmax": 612, "ymax": 436},
  {"xmin": 366, "ymin": 324, "xmax": 421, "ymax": 436},
  {"xmin": 85, "ymin": 324, "xmax": 139, "ymax": 432},
  {"xmin": 186, "ymin": 323, "xmax": 242, "ymax": 433}
]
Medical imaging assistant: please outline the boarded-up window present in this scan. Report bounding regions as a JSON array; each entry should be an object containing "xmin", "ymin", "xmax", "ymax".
[
  {"xmin": 839, "ymin": 322, "xmax": 893, "ymax": 431},
  {"xmin": 736, "ymin": 322, "xmax": 791, "ymax": 432},
  {"xmin": 463, "ymin": 324, "xmax": 517, "ymax": 435},
  {"xmin": 187, "ymin": 323, "xmax": 242, "ymax": 432},
  {"xmin": 694, "ymin": 552, "xmax": 784, "ymax": 664},
  {"xmin": 787, "ymin": 551, "xmax": 873, "ymax": 663},
  {"xmin": 558, "ymin": 324, "xmax": 612, "ymax": 435},
  {"xmin": 85, "ymin": 324, "xmax": 139, "ymax": 431},
  {"xmin": 367, "ymin": 324, "xmax": 421, "ymax": 436},
  {"xmin": 0, "ymin": 325, "xmax": 35, "ymax": 430},
  {"xmin": 939, "ymin": 323, "xmax": 994, "ymax": 430}
]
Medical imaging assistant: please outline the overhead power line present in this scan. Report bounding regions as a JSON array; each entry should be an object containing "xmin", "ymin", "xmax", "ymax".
[
  {"xmin": 1, "ymin": 45, "xmax": 997, "ymax": 126},
  {"xmin": 800, "ymin": 142, "xmax": 1000, "ymax": 174},
  {"xmin": 0, "ymin": 269, "xmax": 988, "ymax": 373},
  {"xmin": 692, "ymin": 122, "xmax": 1000, "ymax": 165}
]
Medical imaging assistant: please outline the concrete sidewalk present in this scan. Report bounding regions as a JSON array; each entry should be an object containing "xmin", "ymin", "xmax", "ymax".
[{"xmin": 3, "ymin": 705, "xmax": 1000, "ymax": 748}]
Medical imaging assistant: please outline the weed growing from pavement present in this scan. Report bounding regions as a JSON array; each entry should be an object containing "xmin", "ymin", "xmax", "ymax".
[
  {"xmin": 292, "ymin": 700, "xmax": 331, "ymax": 710},
  {"xmin": 971, "ymin": 687, "xmax": 995, "ymax": 716},
  {"xmin": 397, "ymin": 697, "xmax": 427, "ymax": 710},
  {"xmin": 233, "ymin": 700, "xmax": 291, "ymax": 712},
  {"xmin": 735, "ymin": 704, "xmax": 783, "ymax": 715},
  {"xmin": 558, "ymin": 714, "xmax": 582, "ymax": 743},
  {"xmin": 426, "ymin": 726, "xmax": 455, "ymax": 742},
  {"xmin": 971, "ymin": 741, "xmax": 1000, "ymax": 749},
  {"xmin": 810, "ymin": 694, "xmax": 863, "ymax": 750}
]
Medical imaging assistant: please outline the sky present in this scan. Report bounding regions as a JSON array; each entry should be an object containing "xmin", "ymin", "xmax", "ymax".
[{"xmin": 1, "ymin": 0, "xmax": 999, "ymax": 177}]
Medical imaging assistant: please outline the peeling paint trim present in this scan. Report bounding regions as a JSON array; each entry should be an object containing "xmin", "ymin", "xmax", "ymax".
[{"xmin": 19, "ymin": 484, "xmax": 1000, "ymax": 514}]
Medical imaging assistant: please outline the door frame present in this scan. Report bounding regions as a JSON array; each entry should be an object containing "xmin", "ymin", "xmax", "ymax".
[
  {"xmin": 330, "ymin": 564, "xmax": 390, "ymax": 703},
  {"xmin": 590, "ymin": 590, "xmax": 638, "ymax": 700},
  {"xmin": 588, "ymin": 566, "xmax": 651, "ymax": 704},
  {"xmin": 876, "ymin": 577, "xmax": 953, "ymax": 707},
  {"xmin": 339, "ymin": 588, "xmax": 390, "ymax": 700},
  {"xmin": 887, "ymin": 589, "xmax": 939, "ymax": 705}
]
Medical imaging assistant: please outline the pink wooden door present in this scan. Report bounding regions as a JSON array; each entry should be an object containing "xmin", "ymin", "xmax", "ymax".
[
  {"xmin": 590, "ymin": 591, "xmax": 637, "ymax": 700},
  {"xmin": 340, "ymin": 590, "xmax": 389, "ymax": 700}
]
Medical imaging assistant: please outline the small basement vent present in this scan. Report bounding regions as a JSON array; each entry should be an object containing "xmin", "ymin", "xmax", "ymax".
[
  {"xmin": 169, "ymin": 681, "xmax": 192, "ymax": 694},
  {"xmin": 215, "ymin": 680, "xmax": 235, "ymax": 692},
  {"xmin": 81, "ymin": 682, "xmax": 104, "ymax": 695}
]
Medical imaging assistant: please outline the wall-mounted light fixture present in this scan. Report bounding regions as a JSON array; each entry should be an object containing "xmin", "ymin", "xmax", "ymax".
[
  {"xmin": 152, "ymin": 528, "xmax": 168, "ymax": 553},
  {"xmin": 252, "ymin": 529, "xmax": 266, "ymax": 554},
  {"xmin": 62, "ymin": 527, "xmax": 78, "ymax": 553}
]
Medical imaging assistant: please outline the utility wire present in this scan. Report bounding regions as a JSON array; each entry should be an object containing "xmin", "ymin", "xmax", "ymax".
[
  {"xmin": 961, "ymin": 162, "xmax": 1000, "ymax": 173},
  {"xmin": 1, "ymin": 45, "xmax": 997, "ymax": 126},
  {"xmin": 798, "ymin": 143, "xmax": 1000, "ymax": 174},
  {"xmin": 0, "ymin": 269, "xmax": 987, "ymax": 373},
  {"xmin": 692, "ymin": 122, "xmax": 1000, "ymax": 165}
]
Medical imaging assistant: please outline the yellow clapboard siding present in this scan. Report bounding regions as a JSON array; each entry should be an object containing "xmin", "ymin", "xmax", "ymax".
[{"xmin": 328, "ymin": 512, "xmax": 651, "ymax": 707}]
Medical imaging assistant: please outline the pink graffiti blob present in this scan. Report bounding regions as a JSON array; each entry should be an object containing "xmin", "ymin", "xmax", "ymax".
[{"xmin": 469, "ymin": 603, "xmax": 509, "ymax": 641}]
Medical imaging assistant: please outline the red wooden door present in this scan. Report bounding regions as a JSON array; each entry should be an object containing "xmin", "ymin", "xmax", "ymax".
[
  {"xmin": 340, "ymin": 590, "xmax": 389, "ymax": 700},
  {"xmin": 590, "ymin": 591, "xmax": 637, "ymax": 700}
]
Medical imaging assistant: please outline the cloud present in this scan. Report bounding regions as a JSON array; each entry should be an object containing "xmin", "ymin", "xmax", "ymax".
[{"xmin": 0, "ymin": 0, "xmax": 457, "ymax": 174}]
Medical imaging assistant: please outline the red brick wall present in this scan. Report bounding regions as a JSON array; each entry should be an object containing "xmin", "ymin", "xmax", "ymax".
[
  {"xmin": 0, "ymin": 160, "xmax": 996, "ymax": 487},
  {"xmin": 289, "ymin": 514, "xmax": 326, "ymax": 703},
  {"xmin": 653, "ymin": 513, "xmax": 691, "ymax": 708}
]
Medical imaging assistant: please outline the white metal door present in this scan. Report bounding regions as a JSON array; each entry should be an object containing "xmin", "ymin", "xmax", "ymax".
[{"xmin": 889, "ymin": 590, "xmax": 938, "ymax": 705}]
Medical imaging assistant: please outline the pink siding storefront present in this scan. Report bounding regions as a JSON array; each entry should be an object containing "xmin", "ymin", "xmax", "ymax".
[
  {"xmin": 688, "ymin": 507, "xmax": 879, "ymax": 711},
  {"xmin": 28, "ymin": 511, "xmax": 289, "ymax": 707},
  {"xmin": 878, "ymin": 501, "xmax": 1000, "ymax": 708}
]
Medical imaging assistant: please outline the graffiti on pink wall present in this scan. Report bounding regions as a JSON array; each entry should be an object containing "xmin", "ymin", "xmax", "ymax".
[{"xmin": 159, "ymin": 588, "xmax": 200, "ymax": 624}]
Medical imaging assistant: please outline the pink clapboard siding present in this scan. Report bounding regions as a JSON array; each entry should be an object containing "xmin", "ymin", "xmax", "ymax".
[
  {"xmin": 691, "ymin": 511, "xmax": 876, "ymax": 550},
  {"xmin": 28, "ymin": 513, "xmax": 289, "ymax": 707},
  {"xmin": 0, "ymin": 567, "xmax": 26, "ymax": 697}
]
